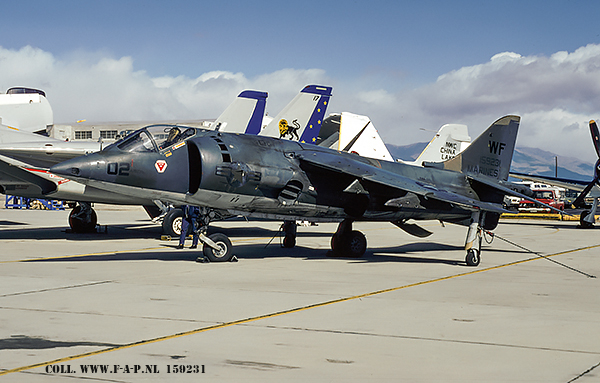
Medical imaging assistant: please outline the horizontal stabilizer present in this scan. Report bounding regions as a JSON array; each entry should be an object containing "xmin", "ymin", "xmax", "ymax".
[
  {"xmin": 469, "ymin": 175, "xmax": 571, "ymax": 215},
  {"xmin": 510, "ymin": 172, "xmax": 591, "ymax": 191}
]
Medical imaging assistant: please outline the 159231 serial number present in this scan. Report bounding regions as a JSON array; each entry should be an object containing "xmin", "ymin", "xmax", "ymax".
[{"xmin": 167, "ymin": 365, "xmax": 204, "ymax": 373}]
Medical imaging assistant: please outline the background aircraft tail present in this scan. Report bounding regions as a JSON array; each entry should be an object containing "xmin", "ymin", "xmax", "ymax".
[
  {"xmin": 330, "ymin": 112, "xmax": 393, "ymax": 161},
  {"xmin": 0, "ymin": 87, "xmax": 53, "ymax": 134},
  {"xmin": 260, "ymin": 85, "xmax": 332, "ymax": 144},
  {"xmin": 440, "ymin": 115, "xmax": 520, "ymax": 181},
  {"xmin": 209, "ymin": 90, "xmax": 268, "ymax": 134},
  {"xmin": 412, "ymin": 124, "xmax": 471, "ymax": 165}
]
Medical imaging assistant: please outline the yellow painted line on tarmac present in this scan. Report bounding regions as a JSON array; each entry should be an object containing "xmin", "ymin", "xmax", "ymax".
[{"xmin": 2, "ymin": 242, "xmax": 600, "ymax": 376}]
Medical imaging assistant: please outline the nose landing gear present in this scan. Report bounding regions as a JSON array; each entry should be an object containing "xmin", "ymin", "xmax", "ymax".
[
  {"xmin": 200, "ymin": 232, "xmax": 233, "ymax": 262},
  {"xmin": 68, "ymin": 202, "xmax": 97, "ymax": 233},
  {"xmin": 193, "ymin": 208, "xmax": 235, "ymax": 263}
]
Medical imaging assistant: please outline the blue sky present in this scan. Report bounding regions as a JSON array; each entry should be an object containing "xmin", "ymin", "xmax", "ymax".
[
  {"xmin": 4, "ymin": 1, "xmax": 596, "ymax": 83},
  {"xmin": 2, "ymin": 0, "xmax": 600, "ymax": 162}
]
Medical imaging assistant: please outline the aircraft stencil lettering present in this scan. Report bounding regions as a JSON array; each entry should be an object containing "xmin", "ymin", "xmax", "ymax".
[
  {"xmin": 489, "ymin": 141, "xmax": 506, "ymax": 155},
  {"xmin": 107, "ymin": 162, "xmax": 130, "ymax": 176},
  {"xmin": 440, "ymin": 141, "xmax": 458, "ymax": 160}
]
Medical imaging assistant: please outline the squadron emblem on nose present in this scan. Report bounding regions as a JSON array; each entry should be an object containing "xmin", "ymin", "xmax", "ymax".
[{"xmin": 155, "ymin": 160, "xmax": 168, "ymax": 173}]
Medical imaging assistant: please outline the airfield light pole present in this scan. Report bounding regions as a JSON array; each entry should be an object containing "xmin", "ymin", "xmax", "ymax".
[{"xmin": 554, "ymin": 156, "xmax": 558, "ymax": 178}]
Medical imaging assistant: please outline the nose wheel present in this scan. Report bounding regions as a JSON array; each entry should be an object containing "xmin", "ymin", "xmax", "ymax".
[
  {"xmin": 68, "ymin": 202, "xmax": 97, "ymax": 233},
  {"xmin": 191, "ymin": 208, "xmax": 235, "ymax": 263},
  {"xmin": 201, "ymin": 233, "xmax": 233, "ymax": 262}
]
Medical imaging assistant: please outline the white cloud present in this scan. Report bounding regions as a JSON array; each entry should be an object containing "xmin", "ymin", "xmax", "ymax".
[
  {"xmin": 2, "ymin": 44, "xmax": 600, "ymax": 164},
  {"xmin": 0, "ymin": 46, "xmax": 330, "ymax": 123},
  {"xmin": 368, "ymin": 44, "xmax": 600, "ymax": 163}
]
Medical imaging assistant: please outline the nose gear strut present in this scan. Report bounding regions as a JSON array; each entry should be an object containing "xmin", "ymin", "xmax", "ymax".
[{"xmin": 193, "ymin": 207, "xmax": 235, "ymax": 263}]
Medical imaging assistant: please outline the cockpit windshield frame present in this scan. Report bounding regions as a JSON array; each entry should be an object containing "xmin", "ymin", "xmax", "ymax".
[
  {"xmin": 116, "ymin": 130, "xmax": 157, "ymax": 153},
  {"xmin": 104, "ymin": 124, "xmax": 199, "ymax": 153}
]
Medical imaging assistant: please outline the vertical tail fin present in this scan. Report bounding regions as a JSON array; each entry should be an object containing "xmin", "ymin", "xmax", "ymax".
[
  {"xmin": 335, "ymin": 112, "xmax": 393, "ymax": 161},
  {"xmin": 412, "ymin": 124, "xmax": 471, "ymax": 165},
  {"xmin": 441, "ymin": 115, "xmax": 520, "ymax": 181},
  {"xmin": 209, "ymin": 90, "xmax": 268, "ymax": 134},
  {"xmin": 260, "ymin": 85, "xmax": 332, "ymax": 144},
  {"xmin": 0, "ymin": 89, "xmax": 53, "ymax": 133}
]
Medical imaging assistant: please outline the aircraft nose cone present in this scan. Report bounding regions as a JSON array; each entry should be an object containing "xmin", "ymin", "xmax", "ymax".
[{"xmin": 50, "ymin": 158, "xmax": 91, "ymax": 179}]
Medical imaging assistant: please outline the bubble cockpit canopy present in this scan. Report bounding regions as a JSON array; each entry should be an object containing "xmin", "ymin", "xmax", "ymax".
[{"xmin": 105, "ymin": 125, "xmax": 199, "ymax": 153}]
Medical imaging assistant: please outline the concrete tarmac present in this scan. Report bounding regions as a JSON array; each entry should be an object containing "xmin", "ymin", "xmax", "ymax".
[{"xmin": 0, "ymin": 206, "xmax": 599, "ymax": 382}]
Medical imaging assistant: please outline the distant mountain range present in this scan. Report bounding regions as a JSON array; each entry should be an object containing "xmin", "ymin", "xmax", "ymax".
[{"xmin": 386, "ymin": 143, "xmax": 593, "ymax": 182}]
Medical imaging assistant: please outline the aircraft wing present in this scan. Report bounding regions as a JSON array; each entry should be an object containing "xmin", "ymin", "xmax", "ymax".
[
  {"xmin": 297, "ymin": 150, "xmax": 509, "ymax": 214},
  {"xmin": 0, "ymin": 141, "xmax": 101, "ymax": 169},
  {"xmin": 0, "ymin": 153, "xmax": 58, "ymax": 194}
]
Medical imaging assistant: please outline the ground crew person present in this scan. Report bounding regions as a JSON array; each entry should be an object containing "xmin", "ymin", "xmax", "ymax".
[{"xmin": 177, "ymin": 205, "xmax": 199, "ymax": 249}]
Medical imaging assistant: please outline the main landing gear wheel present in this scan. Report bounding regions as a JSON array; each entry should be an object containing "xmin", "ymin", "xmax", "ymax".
[
  {"xmin": 579, "ymin": 210, "xmax": 594, "ymax": 229},
  {"xmin": 346, "ymin": 230, "xmax": 367, "ymax": 258},
  {"xmin": 202, "ymin": 233, "xmax": 233, "ymax": 262},
  {"xmin": 465, "ymin": 249, "xmax": 480, "ymax": 267},
  {"xmin": 162, "ymin": 208, "xmax": 184, "ymax": 236},
  {"xmin": 68, "ymin": 204, "xmax": 97, "ymax": 233},
  {"xmin": 282, "ymin": 221, "xmax": 297, "ymax": 248},
  {"xmin": 283, "ymin": 234, "xmax": 296, "ymax": 248},
  {"xmin": 330, "ymin": 225, "xmax": 367, "ymax": 258}
]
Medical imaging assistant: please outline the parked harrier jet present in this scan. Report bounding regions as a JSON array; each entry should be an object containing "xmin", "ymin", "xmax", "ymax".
[
  {"xmin": 50, "ymin": 115, "xmax": 561, "ymax": 265},
  {"xmin": 1, "ymin": 86, "xmax": 331, "ymax": 233},
  {"xmin": 512, "ymin": 120, "xmax": 600, "ymax": 228}
]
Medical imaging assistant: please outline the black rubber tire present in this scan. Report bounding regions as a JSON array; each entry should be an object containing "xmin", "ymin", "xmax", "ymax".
[
  {"xmin": 283, "ymin": 234, "xmax": 296, "ymax": 248},
  {"xmin": 203, "ymin": 233, "xmax": 233, "ymax": 262},
  {"xmin": 579, "ymin": 210, "xmax": 594, "ymax": 229},
  {"xmin": 162, "ymin": 208, "xmax": 184, "ymax": 236},
  {"xmin": 68, "ymin": 206, "xmax": 97, "ymax": 233},
  {"xmin": 330, "ymin": 233, "xmax": 343, "ymax": 256},
  {"xmin": 466, "ymin": 249, "xmax": 480, "ymax": 267},
  {"xmin": 347, "ymin": 230, "xmax": 367, "ymax": 258},
  {"xmin": 330, "ymin": 230, "xmax": 367, "ymax": 258}
]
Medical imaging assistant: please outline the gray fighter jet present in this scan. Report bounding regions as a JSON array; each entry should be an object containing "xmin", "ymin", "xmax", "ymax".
[
  {"xmin": 1, "ymin": 85, "xmax": 332, "ymax": 233},
  {"xmin": 50, "ymin": 114, "xmax": 562, "ymax": 266}
]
